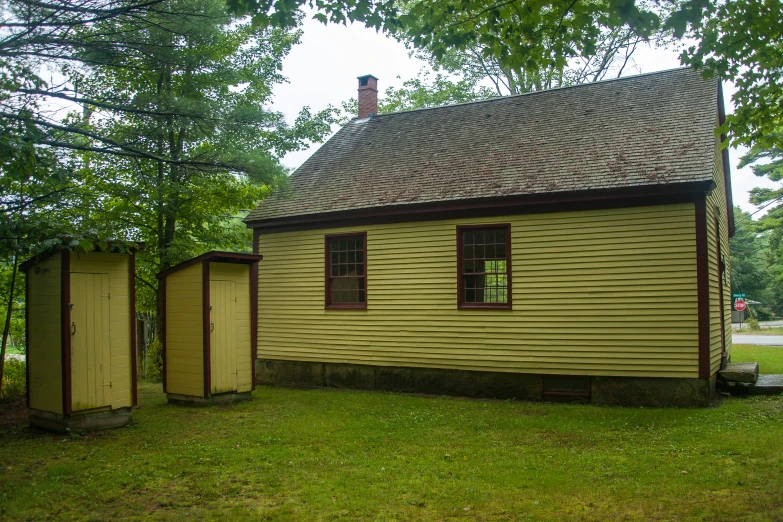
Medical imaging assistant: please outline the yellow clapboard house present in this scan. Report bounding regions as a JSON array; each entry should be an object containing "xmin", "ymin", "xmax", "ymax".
[
  {"xmin": 23, "ymin": 247, "xmax": 138, "ymax": 431},
  {"xmin": 245, "ymin": 68, "xmax": 733, "ymax": 407},
  {"xmin": 157, "ymin": 252, "xmax": 262, "ymax": 404}
]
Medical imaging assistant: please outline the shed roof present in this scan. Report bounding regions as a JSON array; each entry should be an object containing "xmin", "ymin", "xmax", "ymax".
[
  {"xmin": 20, "ymin": 243, "xmax": 142, "ymax": 272},
  {"xmin": 246, "ymin": 68, "xmax": 721, "ymax": 227},
  {"xmin": 156, "ymin": 251, "xmax": 263, "ymax": 279}
]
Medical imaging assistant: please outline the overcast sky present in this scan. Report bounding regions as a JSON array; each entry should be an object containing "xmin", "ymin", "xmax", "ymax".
[{"xmin": 271, "ymin": 15, "xmax": 775, "ymax": 215}]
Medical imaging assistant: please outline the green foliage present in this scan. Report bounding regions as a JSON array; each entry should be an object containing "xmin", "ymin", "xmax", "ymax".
[
  {"xmin": 730, "ymin": 207, "xmax": 769, "ymax": 299},
  {"xmin": 396, "ymin": 1, "xmax": 678, "ymax": 97},
  {"xmin": 0, "ymin": 358, "xmax": 25, "ymax": 403},
  {"xmin": 0, "ymin": 262, "xmax": 24, "ymax": 349},
  {"xmin": 144, "ymin": 339, "xmax": 163, "ymax": 383},
  {"xmin": 341, "ymin": 70, "xmax": 495, "ymax": 118},
  {"xmin": 732, "ymin": 344, "xmax": 783, "ymax": 374},
  {"xmin": 680, "ymin": 0, "xmax": 783, "ymax": 151},
  {"xmin": 745, "ymin": 314, "xmax": 761, "ymax": 331}
]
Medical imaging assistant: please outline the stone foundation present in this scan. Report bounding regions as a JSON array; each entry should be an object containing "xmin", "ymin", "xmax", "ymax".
[
  {"xmin": 29, "ymin": 407, "xmax": 133, "ymax": 432},
  {"xmin": 256, "ymin": 359, "xmax": 716, "ymax": 407},
  {"xmin": 166, "ymin": 391, "xmax": 252, "ymax": 406}
]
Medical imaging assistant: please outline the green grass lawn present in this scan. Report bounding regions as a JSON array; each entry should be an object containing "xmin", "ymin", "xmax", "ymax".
[
  {"xmin": 734, "ymin": 326, "xmax": 783, "ymax": 335},
  {"xmin": 1, "ymin": 383, "xmax": 783, "ymax": 521},
  {"xmin": 732, "ymin": 344, "xmax": 783, "ymax": 374}
]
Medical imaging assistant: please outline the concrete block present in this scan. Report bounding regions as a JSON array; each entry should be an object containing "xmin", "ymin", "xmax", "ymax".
[
  {"xmin": 412, "ymin": 368, "xmax": 481, "ymax": 397},
  {"xmin": 167, "ymin": 392, "xmax": 251, "ymax": 406},
  {"xmin": 256, "ymin": 359, "xmax": 324, "ymax": 387},
  {"xmin": 376, "ymin": 366, "xmax": 414, "ymax": 393},
  {"xmin": 718, "ymin": 362, "xmax": 759, "ymax": 384},
  {"xmin": 325, "ymin": 363, "xmax": 375, "ymax": 390},
  {"xmin": 29, "ymin": 407, "xmax": 133, "ymax": 432},
  {"xmin": 591, "ymin": 377, "xmax": 712, "ymax": 407},
  {"xmin": 479, "ymin": 371, "xmax": 541, "ymax": 400}
]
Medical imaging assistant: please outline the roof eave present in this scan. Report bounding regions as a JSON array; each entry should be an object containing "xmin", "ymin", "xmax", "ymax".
[
  {"xmin": 246, "ymin": 179, "xmax": 716, "ymax": 234},
  {"xmin": 156, "ymin": 251, "xmax": 264, "ymax": 279}
]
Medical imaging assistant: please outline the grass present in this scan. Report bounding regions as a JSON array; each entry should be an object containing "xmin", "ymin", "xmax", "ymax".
[
  {"xmin": 734, "ymin": 326, "xmax": 783, "ymax": 335},
  {"xmin": 1, "ymin": 383, "xmax": 783, "ymax": 521},
  {"xmin": 732, "ymin": 344, "xmax": 783, "ymax": 374}
]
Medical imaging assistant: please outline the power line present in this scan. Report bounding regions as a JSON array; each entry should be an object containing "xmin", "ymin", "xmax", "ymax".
[{"xmin": 750, "ymin": 192, "xmax": 783, "ymax": 217}]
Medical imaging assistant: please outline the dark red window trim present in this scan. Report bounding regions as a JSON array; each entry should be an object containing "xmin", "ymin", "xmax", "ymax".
[
  {"xmin": 456, "ymin": 224, "xmax": 512, "ymax": 310},
  {"xmin": 325, "ymin": 232, "xmax": 367, "ymax": 309}
]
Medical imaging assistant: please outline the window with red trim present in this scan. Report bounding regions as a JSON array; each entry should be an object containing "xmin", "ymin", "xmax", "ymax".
[
  {"xmin": 326, "ymin": 233, "xmax": 367, "ymax": 308},
  {"xmin": 457, "ymin": 225, "xmax": 511, "ymax": 309}
]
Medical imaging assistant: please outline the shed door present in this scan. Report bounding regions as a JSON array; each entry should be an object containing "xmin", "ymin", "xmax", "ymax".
[
  {"xmin": 70, "ymin": 272, "xmax": 111, "ymax": 411},
  {"xmin": 210, "ymin": 280, "xmax": 237, "ymax": 393}
]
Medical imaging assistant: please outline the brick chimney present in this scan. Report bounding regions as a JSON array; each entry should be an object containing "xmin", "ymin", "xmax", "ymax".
[{"xmin": 357, "ymin": 74, "xmax": 378, "ymax": 118}]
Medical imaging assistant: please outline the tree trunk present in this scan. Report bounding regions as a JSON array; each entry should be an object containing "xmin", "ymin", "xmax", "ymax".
[{"xmin": 0, "ymin": 256, "xmax": 19, "ymax": 392}]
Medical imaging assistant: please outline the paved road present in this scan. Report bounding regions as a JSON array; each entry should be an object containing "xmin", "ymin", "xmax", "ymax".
[{"xmin": 733, "ymin": 334, "xmax": 783, "ymax": 346}]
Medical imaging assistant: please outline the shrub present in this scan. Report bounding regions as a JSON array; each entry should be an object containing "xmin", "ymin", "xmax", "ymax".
[
  {"xmin": 145, "ymin": 338, "xmax": 163, "ymax": 383},
  {"xmin": 746, "ymin": 314, "xmax": 761, "ymax": 331},
  {"xmin": 1, "ymin": 358, "xmax": 26, "ymax": 403}
]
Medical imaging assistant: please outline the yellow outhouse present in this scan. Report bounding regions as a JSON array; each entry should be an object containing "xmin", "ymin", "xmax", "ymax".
[
  {"xmin": 157, "ymin": 251, "xmax": 262, "ymax": 404},
  {"xmin": 22, "ymin": 247, "xmax": 138, "ymax": 431}
]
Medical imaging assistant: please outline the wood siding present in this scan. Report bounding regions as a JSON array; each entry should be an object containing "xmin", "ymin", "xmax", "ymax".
[
  {"xmin": 70, "ymin": 252, "xmax": 133, "ymax": 409},
  {"xmin": 256, "ymin": 204, "xmax": 700, "ymax": 378},
  {"xmin": 27, "ymin": 254, "xmax": 63, "ymax": 414},
  {"xmin": 706, "ymin": 136, "xmax": 732, "ymax": 373},
  {"xmin": 165, "ymin": 263, "xmax": 204, "ymax": 396},
  {"xmin": 209, "ymin": 263, "xmax": 253, "ymax": 393}
]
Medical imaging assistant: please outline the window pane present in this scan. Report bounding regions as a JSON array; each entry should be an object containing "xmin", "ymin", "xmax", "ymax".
[
  {"xmin": 460, "ymin": 226, "xmax": 509, "ymax": 306},
  {"xmin": 327, "ymin": 234, "xmax": 366, "ymax": 306}
]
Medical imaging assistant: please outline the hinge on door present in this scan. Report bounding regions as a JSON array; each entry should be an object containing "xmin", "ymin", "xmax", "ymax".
[{"xmin": 103, "ymin": 382, "xmax": 112, "ymax": 387}]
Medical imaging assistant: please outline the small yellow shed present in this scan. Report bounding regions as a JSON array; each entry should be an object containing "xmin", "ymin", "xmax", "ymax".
[
  {"xmin": 22, "ymin": 247, "xmax": 138, "ymax": 431},
  {"xmin": 157, "ymin": 251, "xmax": 262, "ymax": 404}
]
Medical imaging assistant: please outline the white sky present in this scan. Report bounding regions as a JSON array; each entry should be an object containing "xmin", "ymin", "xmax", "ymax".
[{"xmin": 271, "ymin": 16, "xmax": 777, "ymax": 215}]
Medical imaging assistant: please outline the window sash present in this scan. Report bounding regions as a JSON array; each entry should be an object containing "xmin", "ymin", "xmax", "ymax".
[
  {"xmin": 325, "ymin": 232, "xmax": 367, "ymax": 309},
  {"xmin": 457, "ymin": 225, "xmax": 512, "ymax": 309}
]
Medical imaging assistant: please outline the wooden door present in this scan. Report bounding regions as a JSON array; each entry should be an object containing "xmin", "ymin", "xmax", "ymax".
[
  {"xmin": 70, "ymin": 273, "xmax": 111, "ymax": 411},
  {"xmin": 210, "ymin": 280, "xmax": 237, "ymax": 394}
]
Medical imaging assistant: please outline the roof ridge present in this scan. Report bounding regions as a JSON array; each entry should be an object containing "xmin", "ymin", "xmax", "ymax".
[{"xmin": 350, "ymin": 67, "xmax": 698, "ymax": 120}]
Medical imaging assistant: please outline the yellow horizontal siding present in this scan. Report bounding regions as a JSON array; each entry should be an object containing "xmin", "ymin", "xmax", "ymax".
[
  {"xmin": 257, "ymin": 204, "xmax": 700, "ymax": 378},
  {"xmin": 27, "ymin": 254, "xmax": 63, "ymax": 414},
  {"xmin": 706, "ymin": 133, "xmax": 732, "ymax": 374},
  {"xmin": 165, "ymin": 263, "xmax": 204, "ymax": 396}
]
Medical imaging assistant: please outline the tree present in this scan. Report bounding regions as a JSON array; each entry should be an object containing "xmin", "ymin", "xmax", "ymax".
[
  {"xmin": 680, "ymin": 0, "xmax": 783, "ymax": 151},
  {"xmin": 55, "ymin": 0, "xmax": 336, "ymax": 337},
  {"xmin": 730, "ymin": 206, "xmax": 769, "ymax": 300},
  {"xmin": 341, "ymin": 70, "xmax": 496, "ymax": 118},
  {"xmin": 396, "ymin": 1, "xmax": 679, "ymax": 97}
]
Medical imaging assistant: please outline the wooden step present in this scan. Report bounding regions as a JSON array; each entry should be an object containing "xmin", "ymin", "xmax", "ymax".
[{"xmin": 718, "ymin": 362, "xmax": 759, "ymax": 384}]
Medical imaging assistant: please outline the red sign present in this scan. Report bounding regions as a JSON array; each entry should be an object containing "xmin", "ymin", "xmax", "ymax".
[{"xmin": 734, "ymin": 299, "xmax": 747, "ymax": 312}]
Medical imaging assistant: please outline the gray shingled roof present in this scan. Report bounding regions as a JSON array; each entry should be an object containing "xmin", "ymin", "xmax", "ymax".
[{"xmin": 246, "ymin": 68, "xmax": 718, "ymax": 224}]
